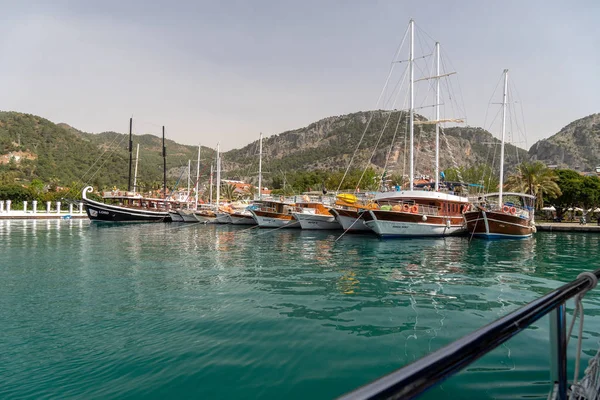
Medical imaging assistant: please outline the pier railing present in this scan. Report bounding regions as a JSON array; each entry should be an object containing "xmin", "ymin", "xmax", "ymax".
[
  {"xmin": 0, "ymin": 200, "xmax": 84, "ymax": 216},
  {"xmin": 339, "ymin": 268, "xmax": 600, "ymax": 400}
]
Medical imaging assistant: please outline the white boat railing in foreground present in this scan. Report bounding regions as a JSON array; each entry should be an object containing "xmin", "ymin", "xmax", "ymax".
[{"xmin": 339, "ymin": 269, "xmax": 600, "ymax": 400}]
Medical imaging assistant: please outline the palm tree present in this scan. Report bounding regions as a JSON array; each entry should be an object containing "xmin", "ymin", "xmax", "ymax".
[
  {"xmin": 505, "ymin": 161, "xmax": 562, "ymax": 209},
  {"xmin": 239, "ymin": 185, "xmax": 254, "ymax": 200},
  {"xmin": 220, "ymin": 183, "xmax": 236, "ymax": 201}
]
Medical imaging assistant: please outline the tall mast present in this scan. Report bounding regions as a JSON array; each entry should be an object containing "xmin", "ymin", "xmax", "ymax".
[
  {"xmin": 133, "ymin": 143, "xmax": 140, "ymax": 193},
  {"xmin": 195, "ymin": 145, "xmax": 201, "ymax": 210},
  {"xmin": 215, "ymin": 143, "xmax": 221, "ymax": 206},
  {"xmin": 187, "ymin": 159, "xmax": 191, "ymax": 208},
  {"xmin": 162, "ymin": 126, "xmax": 167, "ymax": 206},
  {"xmin": 258, "ymin": 133, "xmax": 263, "ymax": 200},
  {"xmin": 127, "ymin": 117, "xmax": 133, "ymax": 192},
  {"xmin": 409, "ymin": 19, "xmax": 415, "ymax": 191},
  {"xmin": 434, "ymin": 42, "xmax": 440, "ymax": 192},
  {"xmin": 209, "ymin": 163, "xmax": 214, "ymax": 204},
  {"xmin": 498, "ymin": 69, "xmax": 509, "ymax": 208}
]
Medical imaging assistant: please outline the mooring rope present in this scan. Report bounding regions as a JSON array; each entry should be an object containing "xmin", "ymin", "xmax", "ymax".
[{"xmin": 568, "ymin": 272, "xmax": 599, "ymax": 400}]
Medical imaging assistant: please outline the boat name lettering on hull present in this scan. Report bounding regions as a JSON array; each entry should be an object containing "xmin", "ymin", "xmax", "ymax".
[{"xmin": 392, "ymin": 224, "xmax": 409, "ymax": 229}]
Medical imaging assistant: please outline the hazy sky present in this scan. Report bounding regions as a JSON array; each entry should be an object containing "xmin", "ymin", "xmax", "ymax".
[{"xmin": 1, "ymin": 0, "xmax": 599, "ymax": 151}]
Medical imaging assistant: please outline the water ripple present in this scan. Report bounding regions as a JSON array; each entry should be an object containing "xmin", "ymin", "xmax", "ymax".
[{"xmin": 1, "ymin": 221, "xmax": 599, "ymax": 399}]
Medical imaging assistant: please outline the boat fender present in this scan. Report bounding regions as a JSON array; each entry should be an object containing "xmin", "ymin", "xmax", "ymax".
[
  {"xmin": 502, "ymin": 205, "xmax": 510, "ymax": 213},
  {"xmin": 422, "ymin": 215, "xmax": 427, "ymax": 222},
  {"xmin": 411, "ymin": 205, "xmax": 418, "ymax": 213},
  {"xmin": 509, "ymin": 206, "xmax": 517, "ymax": 215},
  {"xmin": 280, "ymin": 196, "xmax": 284, "ymax": 202},
  {"xmin": 446, "ymin": 219, "xmax": 451, "ymax": 228}
]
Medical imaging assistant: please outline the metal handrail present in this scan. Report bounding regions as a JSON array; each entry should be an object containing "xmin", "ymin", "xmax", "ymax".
[{"xmin": 339, "ymin": 268, "xmax": 600, "ymax": 400}]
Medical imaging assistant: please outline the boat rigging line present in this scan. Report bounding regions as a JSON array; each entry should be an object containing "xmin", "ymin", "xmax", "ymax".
[{"xmin": 336, "ymin": 23, "xmax": 410, "ymax": 193}]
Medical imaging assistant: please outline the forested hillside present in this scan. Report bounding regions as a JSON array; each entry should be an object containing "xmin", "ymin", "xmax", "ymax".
[
  {"xmin": 0, "ymin": 109, "xmax": 545, "ymax": 196},
  {"xmin": 0, "ymin": 112, "xmax": 213, "ymax": 192},
  {"xmin": 222, "ymin": 111, "xmax": 529, "ymax": 187}
]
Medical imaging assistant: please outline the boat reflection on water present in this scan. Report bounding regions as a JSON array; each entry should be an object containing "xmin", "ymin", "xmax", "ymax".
[
  {"xmin": 337, "ymin": 270, "xmax": 360, "ymax": 295},
  {"xmin": 253, "ymin": 235, "xmax": 545, "ymax": 367}
]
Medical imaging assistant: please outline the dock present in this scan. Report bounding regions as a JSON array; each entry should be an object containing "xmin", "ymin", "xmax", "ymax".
[
  {"xmin": 0, "ymin": 200, "xmax": 87, "ymax": 220},
  {"xmin": 0, "ymin": 212, "xmax": 88, "ymax": 220},
  {"xmin": 536, "ymin": 222, "xmax": 600, "ymax": 232}
]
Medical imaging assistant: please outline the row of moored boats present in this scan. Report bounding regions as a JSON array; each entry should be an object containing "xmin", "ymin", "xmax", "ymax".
[{"xmin": 81, "ymin": 186, "xmax": 536, "ymax": 239}]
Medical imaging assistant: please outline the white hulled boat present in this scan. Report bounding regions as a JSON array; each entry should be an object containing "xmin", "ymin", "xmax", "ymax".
[
  {"xmin": 359, "ymin": 20, "xmax": 469, "ymax": 237},
  {"xmin": 292, "ymin": 195, "xmax": 341, "ymax": 230},
  {"xmin": 362, "ymin": 190, "xmax": 469, "ymax": 237},
  {"xmin": 249, "ymin": 198, "xmax": 299, "ymax": 229},
  {"xmin": 328, "ymin": 193, "xmax": 373, "ymax": 232}
]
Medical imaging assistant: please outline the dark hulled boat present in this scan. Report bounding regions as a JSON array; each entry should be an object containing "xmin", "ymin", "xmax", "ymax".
[
  {"xmin": 82, "ymin": 120, "xmax": 172, "ymax": 223},
  {"xmin": 465, "ymin": 71, "xmax": 536, "ymax": 240},
  {"xmin": 82, "ymin": 187, "xmax": 170, "ymax": 222},
  {"xmin": 464, "ymin": 192, "xmax": 536, "ymax": 239}
]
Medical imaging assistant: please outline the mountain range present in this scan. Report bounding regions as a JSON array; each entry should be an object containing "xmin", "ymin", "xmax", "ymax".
[
  {"xmin": 0, "ymin": 110, "xmax": 598, "ymax": 192},
  {"xmin": 529, "ymin": 113, "xmax": 600, "ymax": 171}
]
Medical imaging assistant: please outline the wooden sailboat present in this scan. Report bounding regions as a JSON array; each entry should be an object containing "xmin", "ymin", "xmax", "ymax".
[
  {"xmin": 82, "ymin": 120, "xmax": 171, "ymax": 222},
  {"xmin": 292, "ymin": 195, "xmax": 341, "ymax": 230},
  {"xmin": 362, "ymin": 191, "xmax": 469, "ymax": 237},
  {"xmin": 229, "ymin": 133, "xmax": 264, "ymax": 226},
  {"xmin": 214, "ymin": 143, "xmax": 232, "ymax": 224},
  {"xmin": 249, "ymin": 197, "xmax": 299, "ymax": 228},
  {"xmin": 328, "ymin": 194, "xmax": 375, "ymax": 232},
  {"xmin": 361, "ymin": 20, "xmax": 469, "ymax": 238},
  {"xmin": 229, "ymin": 208, "xmax": 256, "ymax": 225},
  {"xmin": 178, "ymin": 146, "xmax": 202, "ymax": 222},
  {"xmin": 464, "ymin": 70, "xmax": 536, "ymax": 239},
  {"xmin": 82, "ymin": 187, "xmax": 170, "ymax": 222}
]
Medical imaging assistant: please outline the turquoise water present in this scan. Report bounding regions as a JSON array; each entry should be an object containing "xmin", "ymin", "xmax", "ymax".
[{"xmin": 1, "ymin": 220, "xmax": 600, "ymax": 399}]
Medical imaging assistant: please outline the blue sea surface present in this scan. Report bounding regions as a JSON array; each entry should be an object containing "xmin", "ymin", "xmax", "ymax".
[{"xmin": 1, "ymin": 220, "xmax": 599, "ymax": 399}]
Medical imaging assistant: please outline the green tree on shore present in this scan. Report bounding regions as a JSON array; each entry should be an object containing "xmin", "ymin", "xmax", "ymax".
[
  {"xmin": 550, "ymin": 170, "xmax": 600, "ymax": 219},
  {"xmin": 505, "ymin": 161, "xmax": 561, "ymax": 209},
  {"xmin": 443, "ymin": 164, "xmax": 499, "ymax": 192}
]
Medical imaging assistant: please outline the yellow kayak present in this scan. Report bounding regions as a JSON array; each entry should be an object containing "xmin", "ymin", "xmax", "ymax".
[{"xmin": 336, "ymin": 193, "xmax": 357, "ymax": 204}]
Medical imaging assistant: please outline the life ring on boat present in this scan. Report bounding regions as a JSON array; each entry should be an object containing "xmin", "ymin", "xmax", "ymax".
[
  {"xmin": 502, "ymin": 205, "xmax": 510, "ymax": 213},
  {"xmin": 117, "ymin": 191, "xmax": 122, "ymax": 196},
  {"xmin": 411, "ymin": 205, "xmax": 419, "ymax": 213},
  {"xmin": 509, "ymin": 206, "xmax": 517, "ymax": 215},
  {"xmin": 402, "ymin": 204, "xmax": 410, "ymax": 212}
]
